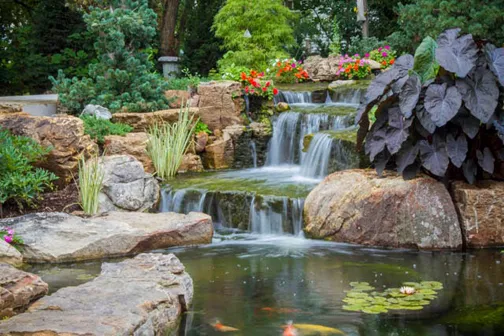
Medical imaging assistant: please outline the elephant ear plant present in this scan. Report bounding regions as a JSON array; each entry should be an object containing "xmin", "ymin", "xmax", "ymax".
[{"xmin": 356, "ymin": 28, "xmax": 504, "ymax": 182}]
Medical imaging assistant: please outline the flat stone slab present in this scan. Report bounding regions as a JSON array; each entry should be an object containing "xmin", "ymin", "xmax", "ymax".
[
  {"xmin": 0, "ymin": 253, "xmax": 192, "ymax": 335},
  {"xmin": 0, "ymin": 263, "xmax": 48, "ymax": 318},
  {"xmin": 0, "ymin": 240, "xmax": 23, "ymax": 267},
  {"xmin": 0, "ymin": 211, "xmax": 213, "ymax": 263}
]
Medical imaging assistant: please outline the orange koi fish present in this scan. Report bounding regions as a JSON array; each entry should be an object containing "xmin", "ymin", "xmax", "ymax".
[
  {"xmin": 210, "ymin": 320, "xmax": 239, "ymax": 332},
  {"xmin": 282, "ymin": 321, "xmax": 299, "ymax": 336}
]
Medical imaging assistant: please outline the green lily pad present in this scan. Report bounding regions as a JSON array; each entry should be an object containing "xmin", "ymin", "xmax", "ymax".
[
  {"xmin": 346, "ymin": 292, "xmax": 370, "ymax": 298},
  {"xmin": 420, "ymin": 281, "xmax": 443, "ymax": 290},
  {"xmin": 343, "ymin": 305, "xmax": 364, "ymax": 312}
]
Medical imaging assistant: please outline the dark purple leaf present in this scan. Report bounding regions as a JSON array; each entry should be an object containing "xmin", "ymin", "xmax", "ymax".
[
  {"xmin": 452, "ymin": 109, "xmax": 480, "ymax": 139},
  {"xmin": 463, "ymin": 159, "xmax": 477, "ymax": 184},
  {"xmin": 399, "ymin": 75, "xmax": 421, "ymax": 118},
  {"xmin": 386, "ymin": 107, "xmax": 413, "ymax": 155},
  {"xmin": 493, "ymin": 120, "xmax": 504, "ymax": 143},
  {"xmin": 477, "ymin": 147, "xmax": 495, "ymax": 173},
  {"xmin": 456, "ymin": 67, "xmax": 499, "ymax": 123},
  {"xmin": 365, "ymin": 127, "xmax": 387, "ymax": 161},
  {"xmin": 498, "ymin": 148, "xmax": 504, "ymax": 160},
  {"xmin": 402, "ymin": 162, "xmax": 421, "ymax": 180},
  {"xmin": 485, "ymin": 43, "xmax": 504, "ymax": 86},
  {"xmin": 396, "ymin": 142, "xmax": 419, "ymax": 173},
  {"xmin": 374, "ymin": 149, "xmax": 391, "ymax": 177},
  {"xmin": 416, "ymin": 106, "xmax": 436, "ymax": 134},
  {"xmin": 424, "ymin": 83, "xmax": 462, "ymax": 127},
  {"xmin": 435, "ymin": 28, "xmax": 478, "ymax": 78},
  {"xmin": 419, "ymin": 135, "xmax": 449, "ymax": 176},
  {"xmin": 446, "ymin": 133, "xmax": 468, "ymax": 168}
]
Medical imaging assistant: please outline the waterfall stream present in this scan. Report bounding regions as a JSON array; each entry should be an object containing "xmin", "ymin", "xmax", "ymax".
[{"xmin": 300, "ymin": 133, "xmax": 334, "ymax": 178}]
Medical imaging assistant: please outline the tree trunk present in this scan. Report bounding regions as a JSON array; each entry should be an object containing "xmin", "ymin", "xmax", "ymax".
[
  {"xmin": 160, "ymin": 0, "xmax": 180, "ymax": 56},
  {"xmin": 362, "ymin": 0, "xmax": 369, "ymax": 38}
]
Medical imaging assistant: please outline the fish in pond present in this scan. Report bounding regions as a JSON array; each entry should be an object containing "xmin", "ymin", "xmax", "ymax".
[
  {"xmin": 261, "ymin": 307, "xmax": 301, "ymax": 314},
  {"xmin": 210, "ymin": 320, "xmax": 239, "ymax": 332},
  {"xmin": 282, "ymin": 322, "xmax": 344, "ymax": 335}
]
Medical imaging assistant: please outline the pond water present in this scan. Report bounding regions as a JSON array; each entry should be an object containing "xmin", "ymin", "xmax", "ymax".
[{"xmin": 27, "ymin": 232, "xmax": 504, "ymax": 336}]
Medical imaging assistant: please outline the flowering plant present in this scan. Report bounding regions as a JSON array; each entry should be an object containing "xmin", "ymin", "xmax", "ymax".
[
  {"xmin": 269, "ymin": 58, "xmax": 309, "ymax": 83},
  {"xmin": 367, "ymin": 45, "xmax": 396, "ymax": 69},
  {"xmin": 1, "ymin": 227, "xmax": 23, "ymax": 250},
  {"xmin": 335, "ymin": 55, "xmax": 372, "ymax": 80},
  {"xmin": 240, "ymin": 70, "xmax": 279, "ymax": 100}
]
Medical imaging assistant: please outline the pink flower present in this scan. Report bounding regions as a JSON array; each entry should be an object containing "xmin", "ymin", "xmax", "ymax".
[
  {"xmin": 291, "ymin": 63, "xmax": 296, "ymax": 68},
  {"xmin": 382, "ymin": 52, "xmax": 388, "ymax": 57},
  {"xmin": 365, "ymin": 53, "xmax": 370, "ymax": 58},
  {"xmin": 354, "ymin": 54, "xmax": 360, "ymax": 58},
  {"xmin": 4, "ymin": 235, "xmax": 13, "ymax": 244},
  {"xmin": 378, "ymin": 47, "xmax": 382, "ymax": 52},
  {"xmin": 385, "ymin": 45, "xmax": 390, "ymax": 50},
  {"xmin": 6, "ymin": 228, "xmax": 13, "ymax": 236}
]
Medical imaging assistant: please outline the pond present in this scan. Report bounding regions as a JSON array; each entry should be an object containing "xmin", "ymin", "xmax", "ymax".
[{"xmin": 27, "ymin": 232, "xmax": 504, "ymax": 336}]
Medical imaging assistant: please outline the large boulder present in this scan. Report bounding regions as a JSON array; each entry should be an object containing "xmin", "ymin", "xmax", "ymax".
[
  {"xmin": 0, "ymin": 113, "xmax": 98, "ymax": 186},
  {"xmin": 0, "ymin": 240, "xmax": 23, "ymax": 267},
  {"xmin": 201, "ymin": 125, "xmax": 242, "ymax": 169},
  {"xmin": 111, "ymin": 108, "xmax": 199, "ymax": 132},
  {"xmin": 98, "ymin": 155, "xmax": 159, "ymax": 212},
  {"xmin": 165, "ymin": 89, "xmax": 191, "ymax": 108},
  {"xmin": 197, "ymin": 81, "xmax": 244, "ymax": 131},
  {"xmin": 304, "ymin": 170, "xmax": 463, "ymax": 250},
  {"xmin": 103, "ymin": 132, "xmax": 154, "ymax": 173},
  {"xmin": 0, "ymin": 253, "xmax": 192, "ymax": 335},
  {"xmin": 81, "ymin": 104, "xmax": 112, "ymax": 120},
  {"xmin": 0, "ymin": 264, "xmax": 48, "ymax": 318},
  {"xmin": 179, "ymin": 153, "xmax": 204, "ymax": 173},
  {"xmin": 451, "ymin": 180, "xmax": 504, "ymax": 248},
  {"xmin": 0, "ymin": 211, "xmax": 213, "ymax": 263},
  {"xmin": 304, "ymin": 55, "xmax": 341, "ymax": 81}
]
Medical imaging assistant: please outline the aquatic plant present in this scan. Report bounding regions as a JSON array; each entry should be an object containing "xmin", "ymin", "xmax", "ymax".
[
  {"xmin": 77, "ymin": 153, "xmax": 104, "ymax": 215},
  {"xmin": 147, "ymin": 105, "xmax": 197, "ymax": 180},
  {"xmin": 356, "ymin": 28, "xmax": 504, "ymax": 182},
  {"xmin": 342, "ymin": 281, "xmax": 443, "ymax": 314}
]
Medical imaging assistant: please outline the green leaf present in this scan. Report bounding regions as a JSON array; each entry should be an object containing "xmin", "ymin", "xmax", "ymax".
[{"xmin": 412, "ymin": 36, "xmax": 439, "ymax": 83}]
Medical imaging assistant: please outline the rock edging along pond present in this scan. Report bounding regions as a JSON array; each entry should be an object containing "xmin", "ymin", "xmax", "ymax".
[
  {"xmin": 0, "ymin": 211, "xmax": 213, "ymax": 263},
  {"xmin": 304, "ymin": 169, "xmax": 463, "ymax": 250},
  {"xmin": 0, "ymin": 253, "xmax": 193, "ymax": 335}
]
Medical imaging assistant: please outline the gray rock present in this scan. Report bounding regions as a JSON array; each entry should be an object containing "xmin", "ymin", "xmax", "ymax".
[
  {"xmin": 0, "ymin": 264, "xmax": 48, "ymax": 318},
  {"xmin": 81, "ymin": 104, "xmax": 112, "ymax": 120},
  {"xmin": 99, "ymin": 155, "xmax": 160, "ymax": 212},
  {"xmin": 0, "ymin": 211, "xmax": 213, "ymax": 263},
  {"xmin": 0, "ymin": 253, "xmax": 192, "ymax": 335},
  {"xmin": 0, "ymin": 240, "xmax": 23, "ymax": 266},
  {"xmin": 304, "ymin": 169, "xmax": 463, "ymax": 250}
]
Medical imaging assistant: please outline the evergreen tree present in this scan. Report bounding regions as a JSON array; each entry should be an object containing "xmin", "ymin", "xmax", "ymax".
[
  {"xmin": 51, "ymin": 0, "xmax": 169, "ymax": 113},
  {"xmin": 213, "ymin": 0, "xmax": 296, "ymax": 70}
]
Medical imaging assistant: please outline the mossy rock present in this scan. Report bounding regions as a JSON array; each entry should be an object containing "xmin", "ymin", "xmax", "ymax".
[
  {"xmin": 294, "ymin": 105, "xmax": 357, "ymax": 116},
  {"xmin": 328, "ymin": 80, "xmax": 372, "ymax": 92},
  {"xmin": 275, "ymin": 82, "xmax": 330, "ymax": 92},
  {"xmin": 439, "ymin": 304, "xmax": 504, "ymax": 333},
  {"xmin": 275, "ymin": 102, "xmax": 290, "ymax": 113}
]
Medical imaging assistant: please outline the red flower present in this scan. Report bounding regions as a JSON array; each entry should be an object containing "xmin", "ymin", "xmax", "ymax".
[
  {"xmin": 273, "ymin": 88, "xmax": 279, "ymax": 95},
  {"xmin": 240, "ymin": 72, "xmax": 247, "ymax": 81},
  {"xmin": 250, "ymin": 70, "xmax": 258, "ymax": 77},
  {"xmin": 265, "ymin": 81, "xmax": 271, "ymax": 87},
  {"xmin": 389, "ymin": 59, "xmax": 395, "ymax": 65},
  {"xmin": 262, "ymin": 87, "xmax": 267, "ymax": 92},
  {"xmin": 245, "ymin": 86, "xmax": 249, "ymax": 94}
]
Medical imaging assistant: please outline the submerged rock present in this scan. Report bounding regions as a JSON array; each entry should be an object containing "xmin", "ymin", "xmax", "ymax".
[
  {"xmin": 0, "ymin": 240, "xmax": 23, "ymax": 267},
  {"xmin": 0, "ymin": 253, "xmax": 193, "ymax": 335},
  {"xmin": 451, "ymin": 180, "xmax": 504, "ymax": 248},
  {"xmin": 0, "ymin": 264, "xmax": 48, "ymax": 318},
  {"xmin": 98, "ymin": 155, "xmax": 159, "ymax": 212},
  {"xmin": 0, "ymin": 211, "xmax": 213, "ymax": 263},
  {"xmin": 304, "ymin": 170, "xmax": 463, "ymax": 250}
]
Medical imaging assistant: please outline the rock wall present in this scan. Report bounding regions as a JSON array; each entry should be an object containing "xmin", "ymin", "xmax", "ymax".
[
  {"xmin": 103, "ymin": 132, "xmax": 154, "ymax": 173},
  {"xmin": 0, "ymin": 253, "xmax": 193, "ymax": 335},
  {"xmin": 451, "ymin": 180, "xmax": 504, "ymax": 248},
  {"xmin": 111, "ymin": 108, "xmax": 199, "ymax": 132},
  {"xmin": 0, "ymin": 113, "xmax": 97, "ymax": 186},
  {"xmin": 304, "ymin": 170, "xmax": 463, "ymax": 250}
]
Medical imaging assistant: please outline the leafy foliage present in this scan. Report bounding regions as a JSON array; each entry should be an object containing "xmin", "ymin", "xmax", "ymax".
[
  {"xmin": 80, "ymin": 115, "xmax": 133, "ymax": 145},
  {"xmin": 77, "ymin": 153, "xmax": 104, "ymax": 215},
  {"xmin": 270, "ymin": 59, "xmax": 309, "ymax": 84},
  {"xmin": 195, "ymin": 121, "xmax": 212, "ymax": 135},
  {"xmin": 50, "ymin": 0, "xmax": 169, "ymax": 113},
  {"xmin": 357, "ymin": 29, "xmax": 504, "ymax": 182},
  {"xmin": 213, "ymin": 0, "xmax": 296, "ymax": 70},
  {"xmin": 0, "ymin": 129, "xmax": 58, "ymax": 208}
]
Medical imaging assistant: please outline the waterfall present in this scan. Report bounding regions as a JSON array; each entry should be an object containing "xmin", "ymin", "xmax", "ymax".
[
  {"xmin": 299, "ymin": 114, "xmax": 328, "ymax": 164},
  {"xmin": 325, "ymin": 93, "xmax": 333, "ymax": 104},
  {"xmin": 160, "ymin": 188, "xmax": 304, "ymax": 235},
  {"xmin": 300, "ymin": 133, "xmax": 334, "ymax": 178},
  {"xmin": 275, "ymin": 91, "xmax": 312, "ymax": 104},
  {"xmin": 332, "ymin": 115, "xmax": 350, "ymax": 130},
  {"xmin": 330, "ymin": 88, "xmax": 365, "ymax": 106},
  {"xmin": 250, "ymin": 140, "xmax": 257, "ymax": 168},
  {"xmin": 266, "ymin": 112, "xmax": 300, "ymax": 165}
]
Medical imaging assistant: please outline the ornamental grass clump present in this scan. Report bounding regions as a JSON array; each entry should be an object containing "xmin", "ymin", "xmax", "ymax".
[
  {"xmin": 77, "ymin": 154, "xmax": 104, "ymax": 215},
  {"xmin": 147, "ymin": 105, "xmax": 197, "ymax": 180}
]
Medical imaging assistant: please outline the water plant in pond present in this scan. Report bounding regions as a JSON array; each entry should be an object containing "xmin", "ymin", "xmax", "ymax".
[
  {"xmin": 147, "ymin": 105, "xmax": 197, "ymax": 180},
  {"xmin": 356, "ymin": 28, "xmax": 504, "ymax": 182},
  {"xmin": 342, "ymin": 281, "xmax": 443, "ymax": 314},
  {"xmin": 77, "ymin": 153, "xmax": 104, "ymax": 215}
]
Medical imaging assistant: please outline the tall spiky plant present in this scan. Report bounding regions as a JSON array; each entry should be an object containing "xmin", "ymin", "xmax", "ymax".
[
  {"xmin": 147, "ymin": 105, "xmax": 197, "ymax": 180},
  {"xmin": 77, "ymin": 153, "xmax": 104, "ymax": 215}
]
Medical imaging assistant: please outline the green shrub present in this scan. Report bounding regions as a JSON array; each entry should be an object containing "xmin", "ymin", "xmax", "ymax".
[
  {"xmin": 147, "ymin": 106, "xmax": 197, "ymax": 180},
  {"xmin": 80, "ymin": 115, "xmax": 133, "ymax": 145},
  {"xmin": 347, "ymin": 37, "xmax": 384, "ymax": 57},
  {"xmin": 0, "ymin": 129, "xmax": 58, "ymax": 209},
  {"xmin": 77, "ymin": 153, "xmax": 104, "ymax": 215},
  {"xmin": 195, "ymin": 121, "xmax": 211, "ymax": 135}
]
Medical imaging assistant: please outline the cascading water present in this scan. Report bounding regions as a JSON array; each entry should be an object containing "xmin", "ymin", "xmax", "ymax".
[
  {"xmin": 330, "ymin": 88, "xmax": 365, "ymax": 106},
  {"xmin": 300, "ymin": 133, "xmax": 334, "ymax": 178},
  {"xmin": 266, "ymin": 112, "xmax": 300, "ymax": 165},
  {"xmin": 249, "ymin": 140, "xmax": 257, "ymax": 168},
  {"xmin": 274, "ymin": 91, "xmax": 312, "ymax": 104}
]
